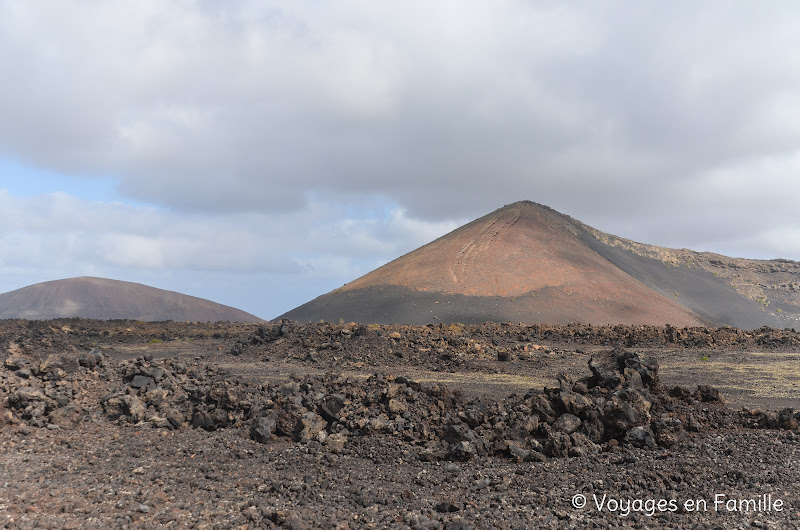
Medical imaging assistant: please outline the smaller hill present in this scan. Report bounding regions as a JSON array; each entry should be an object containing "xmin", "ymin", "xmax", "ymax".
[{"xmin": 0, "ymin": 277, "xmax": 264, "ymax": 322}]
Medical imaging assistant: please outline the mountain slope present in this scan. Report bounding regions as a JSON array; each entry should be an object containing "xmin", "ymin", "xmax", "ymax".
[
  {"xmin": 579, "ymin": 226, "xmax": 800, "ymax": 329},
  {"xmin": 280, "ymin": 201, "xmax": 800, "ymax": 328},
  {"xmin": 279, "ymin": 201, "xmax": 800, "ymax": 328},
  {"xmin": 0, "ymin": 277, "xmax": 264, "ymax": 322}
]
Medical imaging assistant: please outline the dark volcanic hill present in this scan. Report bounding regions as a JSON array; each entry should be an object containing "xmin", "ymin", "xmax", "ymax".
[
  {"xmin": 0, "ymin": 277, "xmax": 264, "ymax": 322},
  {"xmin": 280, "ymin": 201, "xmax": 800, "ymax": 329}
]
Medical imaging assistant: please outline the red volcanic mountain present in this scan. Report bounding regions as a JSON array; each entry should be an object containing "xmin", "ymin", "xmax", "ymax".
[
  {"xmin": 0, "ymin": 277, "xmax": 264, "ymax": 322},
  {"xmin": 280, "ymin": 201, "xmax": 800, "ymax": 329}
]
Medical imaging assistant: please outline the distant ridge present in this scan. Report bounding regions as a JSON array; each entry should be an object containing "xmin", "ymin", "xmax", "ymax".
[
  {"xmin": 0, "ymin": 277, "xmax": 264, "ymax": 322},
  {"xmin": 280, "ymin": 201, "xmax": 800, "ymax": 329}
]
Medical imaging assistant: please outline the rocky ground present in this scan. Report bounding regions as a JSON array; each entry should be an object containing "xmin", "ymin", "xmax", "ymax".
[{"xmin": 1, "ymin": 319, "xmax": 800, "ymax": 528}]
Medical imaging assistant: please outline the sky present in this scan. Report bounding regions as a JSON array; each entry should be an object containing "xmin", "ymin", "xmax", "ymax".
[{"xmin": 1, "ymin": 1, "xmax": 800, "ymax": 320}]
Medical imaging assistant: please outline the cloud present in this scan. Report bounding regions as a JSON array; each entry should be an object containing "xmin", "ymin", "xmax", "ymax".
[
  {"xmin": 0, "ymin": 0, "xmax": 799, "ymax": 317},
  {"xmin": 0, "ymin": 2, "xmax": 795, "ymax": 220},
  {"xmin": 0, "ymin": 189, "xmax": 459, "ymax": 315},
  {"xmin": 0, "ymin": 189, "xmax": 458, "ymax": 274}
]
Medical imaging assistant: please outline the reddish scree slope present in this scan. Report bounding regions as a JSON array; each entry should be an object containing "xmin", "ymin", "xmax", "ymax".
[
  {"xmin": 0, "ymin": 277, "xmax": 264, "ymax": 322},
  {"xmin": 281, "ymin": 201, "xmax": 709, "ymax": 326}
]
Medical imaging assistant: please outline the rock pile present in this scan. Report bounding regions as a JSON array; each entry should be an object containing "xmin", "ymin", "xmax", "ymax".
[
  {"xmin": 237, "ymin": 348, "xmax": 741, "ymax": 462},
  {"xmin": 5, "ymin": 344, "xmax": 798, "ymax": 464},
  {"xmin": 3, "ymin": 349, "xmax": 87, "ymax": 428},
  {"xmin": 232, "ymin": 321, "xmax": 800, "ymax": 374}
]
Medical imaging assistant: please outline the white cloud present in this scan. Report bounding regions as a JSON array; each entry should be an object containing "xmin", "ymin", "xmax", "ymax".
[
  {"xmin": 0, "ymin": 189, "xmax": 451, "ymax": 273},
  {"xmin": 0, "ymin": 189, "xmax": 458, "ymax": 315}
]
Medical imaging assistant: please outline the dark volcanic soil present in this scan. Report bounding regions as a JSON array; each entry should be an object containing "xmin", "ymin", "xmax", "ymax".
[{"xmin": 2, "ymin": 319, "xmax": 800, "ymax": 528}]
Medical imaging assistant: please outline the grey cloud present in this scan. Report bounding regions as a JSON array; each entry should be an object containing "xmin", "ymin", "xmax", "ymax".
[
  {"xmin": 0, "ymin": 1, "xmax": 799, "ymax": 260},
  {"xmin": 0, "ymin": 190, "xmax": 461, "ymax": 315}
]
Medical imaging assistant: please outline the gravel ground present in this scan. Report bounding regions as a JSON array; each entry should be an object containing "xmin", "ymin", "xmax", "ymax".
[
  {"xmin": 1, "ymin": 423, "xmax": 799, "ymax": 528},
  {"xmin": 1, "ymin": 320, "xmax": 799, "ymax": 529}
]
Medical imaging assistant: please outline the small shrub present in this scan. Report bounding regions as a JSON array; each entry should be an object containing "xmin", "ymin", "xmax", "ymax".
[{"xmin": 148, "ymin": 338, "xmax": 163, "ymax": 344}]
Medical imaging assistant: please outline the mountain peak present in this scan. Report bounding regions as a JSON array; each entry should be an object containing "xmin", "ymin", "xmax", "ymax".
[{"xmin": 280, "ymin": 202, "xmax": 800, "ymax": 329}]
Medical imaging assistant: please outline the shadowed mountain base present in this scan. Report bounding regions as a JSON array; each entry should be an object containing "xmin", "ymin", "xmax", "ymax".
[
  {"xmin": 282, "ymin": 284, "xmax": 709, "ymax": 326},
  {"xmin": 581, "ymin": 233, "xmax": 799, "ymax": 329}
]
